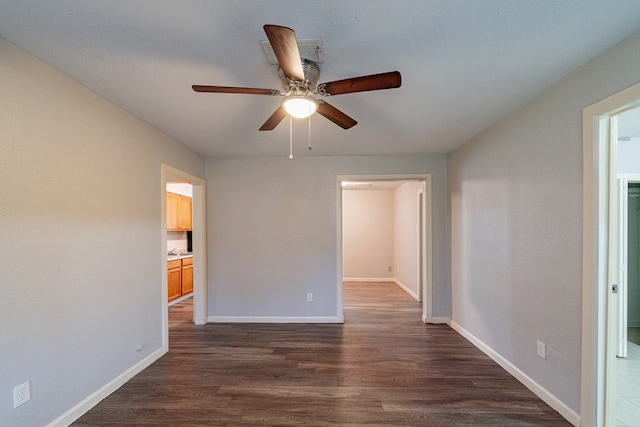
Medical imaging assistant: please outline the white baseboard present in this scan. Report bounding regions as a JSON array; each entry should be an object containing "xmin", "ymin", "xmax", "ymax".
[
  {"xmin": 207, "ymin": 316, "xmax": 344, "ymax": 323},
  {"xmin": 449, "ymin": 321, "xmax": 580, "ymax": 427},
  {"xmin": 421, "ymin": 314, "xmax": 449, "ymax": 324},
  {"xmin": 47, "ymin": 346, "xmax": 166, "ymax": 427},
  {"xmin": 169, "ymin": 292, "xmax": 192, "ymax": 306}
]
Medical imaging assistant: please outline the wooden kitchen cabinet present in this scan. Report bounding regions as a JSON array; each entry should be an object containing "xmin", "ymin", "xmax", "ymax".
[
  {"xmin": 166, "ymin": 192, "xmax": 192, "ymax": 231},
  {"xmin": 167, "ymin": 259, "xmax": 182, "ymax": 301},
  {"xmin": 167, "ymin": 257, "xmax": 193, "ymax": 302},
  {"xmin": 181, "ymin": 257, "xmax": 193, "ymax": 294}
]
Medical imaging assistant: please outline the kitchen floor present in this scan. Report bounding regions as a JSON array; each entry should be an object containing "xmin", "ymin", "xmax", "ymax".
[{"xmin": 617, "ymin": 338, "xmax": 640, "ymax": 427}]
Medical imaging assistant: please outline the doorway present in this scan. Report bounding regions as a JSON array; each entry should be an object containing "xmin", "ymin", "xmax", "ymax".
[
  {"xmin": 161, "ymin": 164, "xmax": 207, "ymax": 351},
  {"xmin": 581, "ymin": 82, "xmax": 640, "ymax": 426},
  {"xmin": 337, "ymin": 174, "xmax": 433, "ymax": 323}
]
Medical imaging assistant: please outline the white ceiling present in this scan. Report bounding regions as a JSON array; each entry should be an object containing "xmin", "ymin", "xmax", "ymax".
[{"xmin": 2, "ymin": 1, "xmax": 640, "ymax": 158}]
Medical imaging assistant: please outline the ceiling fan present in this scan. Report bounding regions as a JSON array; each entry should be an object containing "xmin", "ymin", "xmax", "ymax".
[{"xmin": 192, "ymin": 25, "xmax": 401, "ymax": 131}]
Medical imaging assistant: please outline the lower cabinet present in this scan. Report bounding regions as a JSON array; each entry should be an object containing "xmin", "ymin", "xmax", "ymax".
[
  {"xmin": 167, "ymin": 257, "xmax": 193, "ymax": 302},
  {"xmin": 181, "ymin": 257, "xmax": 193, "ymax": 294}
]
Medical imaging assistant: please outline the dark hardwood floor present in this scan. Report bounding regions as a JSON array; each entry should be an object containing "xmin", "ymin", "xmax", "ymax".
[{"xmin": 74, "ymin": 282, "xmax": 570, "ymax": 426}]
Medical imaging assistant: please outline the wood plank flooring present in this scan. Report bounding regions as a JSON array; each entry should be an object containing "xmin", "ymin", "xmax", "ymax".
[{"xmin": 73, "ymin": 282, "xmax": 570, "ymax": 426}]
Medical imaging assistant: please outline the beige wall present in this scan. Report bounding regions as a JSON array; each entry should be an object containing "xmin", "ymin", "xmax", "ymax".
[
  {"xmin": 342, "ymin": 189, "xmax": 395, "ymax": 280},
  {"xmin": 0, "ymin": 38, "xmax": 204, "ymax": 426},
  {"xmin": 393, "ymin": 181, "xmax": 423, "ymax": 298},
  {"xmin": 205, "ymin": 156, "xmax": 448, "ymax": 321},
  {"xmin": 448, "ymin": 30, "xmax": 640, "ymax": 419}
]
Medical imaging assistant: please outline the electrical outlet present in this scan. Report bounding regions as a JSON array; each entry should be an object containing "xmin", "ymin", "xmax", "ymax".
[
  {"xmin": 537, "ymin": 340, "xmax": 546, "ymax": 360},
  {"xmin": 306, "ymin": 292, "xmax": 313, "ymax": 302},
  {"xmin": 388, "ymin": 266, "xmax": 392, "ymax": 272},
  {"xmin": 13, "ymin": 380, "xmax": 31, "ymax": 408}
]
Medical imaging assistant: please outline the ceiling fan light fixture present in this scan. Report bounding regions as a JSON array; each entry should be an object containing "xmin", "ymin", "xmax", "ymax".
[{"xmin": 283, "ymin": 95, "xmax": 318, "ymax": 118}]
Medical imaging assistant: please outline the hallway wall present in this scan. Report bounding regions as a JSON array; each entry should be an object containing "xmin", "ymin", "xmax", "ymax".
[{"xmin": 448, "ymin": 30, "xmax": 640, "ymax": 419}]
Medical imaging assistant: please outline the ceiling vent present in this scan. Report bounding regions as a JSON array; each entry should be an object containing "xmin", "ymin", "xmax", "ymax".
[{"xmin": 261, "ymin": 38, "xmax": 324, "ymax": 64}]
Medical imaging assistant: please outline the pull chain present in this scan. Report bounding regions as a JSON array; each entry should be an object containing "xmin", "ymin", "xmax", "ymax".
[
  {"xmin": 289, "ymin": 115, "xmax": 293, "ymax": 159},
  {"xmin": 308, "ymin": 106, "xmax": 312, "ymax": 151}
]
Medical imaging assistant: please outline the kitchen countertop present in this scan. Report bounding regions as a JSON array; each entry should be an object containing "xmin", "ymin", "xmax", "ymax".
[{"xmin": 167, "ymin": 253, "xmax": 193, "ymax": 261}]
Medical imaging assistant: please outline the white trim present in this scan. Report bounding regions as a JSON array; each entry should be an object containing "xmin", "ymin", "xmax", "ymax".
[
  {"xmin": 393, "ymin": 278, "xmax": 420, "ymax": 301},
  {"xmin": 336, "ymin": 181, "xmax": 345, "ymax": 324},
  {"xmin": 337, "ymin": 174, "xmax": 433, "ymax": 324},
  {"xmin": 450, "ymin": 321, "xmax": 580, "ymax": 427},
  {"xmin": 161, "ymin": 164, "xmax": 207, "ymax": 334},
  {"xmin": 425, "ymin": 316, "xmax": 449, "ymax": 324},
  {"xmin": 46, "ymin": 347, "xmax": 166, "ymax": 427},
  {"xmin": 168, "ymin": 293, "xmax": 193, "ymax": 306},
  {"xmin": 581, "ymin": 81, "xmax": 640, "ymax": 427},
  {"xmin": 207, "ymin": 316, "xmax": 343, "ymax": 324},
  {"xmin": 422, "ymin": 178, "xmax": 433, "ymax": 323},
  {"xmin": 343, "ymin": 277, "xmax": 395, "ymax": 282}
]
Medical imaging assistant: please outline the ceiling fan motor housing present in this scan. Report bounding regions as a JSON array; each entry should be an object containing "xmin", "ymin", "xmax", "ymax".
[{"xmin": 279, "ymin": 59, "xmax": 320, "ymax": 93}]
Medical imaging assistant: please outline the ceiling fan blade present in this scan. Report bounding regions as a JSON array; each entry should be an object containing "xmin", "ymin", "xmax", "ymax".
[
  {"xmin": 316, "ymin": 101, "xmax": 357, "ymax": 129},
  {"xmin": 263, "ymin": 25, "xmax": 305, "ymax": 81},
  {"xmin": 192, "ymin": 85, "xmax": 280, "ymax": 95},
  {"xmin": 259, "ymin": 106, "xmax": 288, "ymax": 131},
  {"xmin": 318, "ymin": 71, "xmax": 401, "ymax": 96}
]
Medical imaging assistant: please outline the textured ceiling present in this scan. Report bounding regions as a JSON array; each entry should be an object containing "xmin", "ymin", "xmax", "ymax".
[{"xmin": 2, "ymin": 1, "xmax": 640, "ymax": 158}]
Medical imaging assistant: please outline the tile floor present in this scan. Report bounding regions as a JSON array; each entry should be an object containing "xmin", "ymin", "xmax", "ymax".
[{"xmin": 617, "ymin": 339, "xmax": 640, "ymax": 426}]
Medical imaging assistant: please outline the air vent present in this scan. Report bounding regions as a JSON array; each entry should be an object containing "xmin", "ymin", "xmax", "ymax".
[{"xmin": 261, "ymin": 38, "xmax": 324, "ymax": 64}]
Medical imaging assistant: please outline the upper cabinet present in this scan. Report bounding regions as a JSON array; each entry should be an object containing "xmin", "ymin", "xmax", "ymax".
[{"xmin": 167, "ymin": 192, "xmax": 192, "ymax": 231}]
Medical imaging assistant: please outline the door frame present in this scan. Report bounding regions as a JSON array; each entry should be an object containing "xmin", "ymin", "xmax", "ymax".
[
  {"xmin": 336, "ymin": 174, "xmax": 433, "ymax": 323},
  {"xmin": 417, "ymin": 187, "xmax": 425, "ymax": 303},
  {"xmin": 581, "ymin": 81, "xmax": 640, "ymax": 426},
  {"xmin": 161, "ymin": 164, "xmax": 207, "ymax": 350}
]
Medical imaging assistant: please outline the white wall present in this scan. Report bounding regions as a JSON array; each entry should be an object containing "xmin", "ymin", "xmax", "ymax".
[
  {"xmin": 0, "ymin": 38, "xmax": 204, "ymax": 426},
  {"xmin": 447, "ymin": 30, "xmax": 640, "ymax": 417},
  {"xmin": 342, "ymin": 189, "xmax": 394, "ymax": 280},
  {"xmin": 205, "ymin": 155, "xmax": 447, "ymax": 320},
  {"xmin": 166, "ymin": 183, "xmax": 193, "ymax": 197},
  {"xmin": 394, "ymin": 182, "xmax": 423, "ymax": 298}
]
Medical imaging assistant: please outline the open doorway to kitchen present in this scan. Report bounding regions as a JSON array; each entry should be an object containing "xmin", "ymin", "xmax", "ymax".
[
  {"xmin": 337, "ymin": 174, "xmax": 433, "ymax": 323},
  {"xmin": 161, "ymin": 164, "xmax": 207, "ymax": 351}
]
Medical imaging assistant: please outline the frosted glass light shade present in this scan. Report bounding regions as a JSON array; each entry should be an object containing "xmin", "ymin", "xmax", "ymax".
[{"xmin": 283, "ymin": 96, "xmax": 318, "ymax": 118}]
